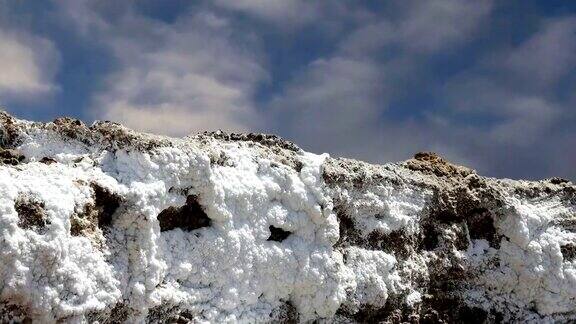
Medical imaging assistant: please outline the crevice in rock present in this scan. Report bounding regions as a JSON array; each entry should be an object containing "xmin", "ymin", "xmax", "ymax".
[
  {"xmin": 69, "ymin": 183, "xmax": 122, "ymax": 247},
  {"xmin": 561, "ymin": 243, "xmax": 576, "ymax": 261},
  {"xmin": 367, "ymin": 230, "xmax": 416, "ymax": 260},
  {"xmin": 91, "ymin": 183, "xmax": 122, "ymax": 228},
  {"xmin": 420, "ymin": 222, "xmax": 441, "ymax": 251},
  {"xmin": 466, "ymin": 207, "xmax": 500, "ymax": 248},
  {"xmin": 267, "ymin": 225, "xmax": 291, "ymax": 242},
  {"xmin": 334, "ymin": 207, "xmax": 364, "ymax": 248},
  {"xmin": 157, "ymin": 195, "xmax": 211, "ymax": 232}
]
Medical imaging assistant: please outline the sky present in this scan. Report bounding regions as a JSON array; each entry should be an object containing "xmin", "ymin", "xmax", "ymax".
[{"xmin": 0, "ymin": 0, "xmax": 575, "ymax": 181}]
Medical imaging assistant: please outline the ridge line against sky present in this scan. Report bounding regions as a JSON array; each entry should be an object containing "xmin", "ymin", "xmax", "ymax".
[{"xmin": 0, "ymin": 0, "xmax": 575, "ymax": 180}]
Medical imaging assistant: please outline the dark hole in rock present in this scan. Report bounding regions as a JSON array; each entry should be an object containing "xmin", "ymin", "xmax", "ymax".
[
  {"xmin": 343, "ymin": 301, "xmax": 408, "ymax": 323},
  {"xmin": 367, "ymin": 230, "xmax": 415, "ymax": 260},
  {"xmin": 334, "ymin": 208, "xmax": 364, "ymax": 247},
  {"xmin": 0, "ymin": 148, "xmax": 25, "ymax": 165},
  {"xmin": 271, "ymin": 300, "xmax": 299, "ymax": 324},
  {"xmin": 418, "ymin": 290, "xmax": 504, "ymax": 324},
  {"xmin": 436, "ymin": 210, "xmax": 460, "ymax": 224},
  {"xmin": 91, "ymin": 183, "xmax": 122, "ymax": 228},
  {"xmin": 267, "ymin": 225, "xmax": 291, "ymax": 242},
  {"xmin": 157, "ymin": 195, "xmax": 211, "ymax": 232},
  {"xmin": 15, "ymin": 196, "xmax": 48, "ymax": 233},
  {"xmin": 39, "ymin": 157, "xmax": 57, "ymax": 165},
  {"xmin": 366, "ymin": 231, "xmax": 385, "ymax": 250},
  {"xmin": 561, "ymin": 243, "xmax": 576, "ymax": 261},
  {"xmin": 420, "ymin": 222, "xmax": 440, "ymax": 251},
  {"xmin": 422, "ymin": 301, "xmax": 488, "ymax": 324},
  {"xmin": 466, "ymin": 208, "xmax": 500, "ymax": 248},
  {"xmin": 456, "ymin": 306, "xmax": 498, "ymax": 324},
  {"xmin": 293, "ymin": 160, "xmax": 303, "ymax": 173}
]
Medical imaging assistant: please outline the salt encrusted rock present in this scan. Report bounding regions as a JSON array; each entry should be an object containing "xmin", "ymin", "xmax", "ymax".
[{"xmin": 0, "ymin": 111, "xmax": 575, "ymax": 323}]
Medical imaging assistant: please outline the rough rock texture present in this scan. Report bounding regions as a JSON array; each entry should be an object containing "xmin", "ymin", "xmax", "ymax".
[{"xmin": 0, "ymin": 111, "xmax": 575, "ymax": 323}]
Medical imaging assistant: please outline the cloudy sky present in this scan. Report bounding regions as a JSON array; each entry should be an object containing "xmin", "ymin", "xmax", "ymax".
[{"xmin": 1, "ymin": 0, "xmax": 575, "ymax": 180}]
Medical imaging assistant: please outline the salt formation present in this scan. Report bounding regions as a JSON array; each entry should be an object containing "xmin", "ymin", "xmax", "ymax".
[{"xmin": 0, "ymin": 111, "xmax": 575, "ymax": 323}]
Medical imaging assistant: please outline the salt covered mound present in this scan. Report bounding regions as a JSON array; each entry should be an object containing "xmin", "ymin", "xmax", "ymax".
[{"xmin": 0, "ymin": 111, "xmax": 575, "ymax": 323}]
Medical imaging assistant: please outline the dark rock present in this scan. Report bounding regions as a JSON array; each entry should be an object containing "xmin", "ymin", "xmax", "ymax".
[
  {"xmin": 157, "ymin": 195, "xmax": 211, "ymax": 232},
  {"xmin": 39, "ymin": 157, "xmax": 57, "ymax": 165},
  {"xmin": 15, "ymin": 195, "xmax": 48, "ymax": 233},
  {"xmin": 91, "ymin": 183, "xmax": 122, "ymax": 228},
  {"xmin": 561, "ymin": 243, "xmax": 576, "ymax": 261},
  {"xmin": 0, "ymin": 148, "xmax": 25, "ymax": 165},
  {"xmin": 267, "ymin": 225, "xmax": 291, "ymax": 242}
]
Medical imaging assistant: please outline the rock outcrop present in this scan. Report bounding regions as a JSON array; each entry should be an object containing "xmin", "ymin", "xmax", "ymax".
[{"xmin": 0, "ymin": 112, "xmax": 575, "ymax": 323}]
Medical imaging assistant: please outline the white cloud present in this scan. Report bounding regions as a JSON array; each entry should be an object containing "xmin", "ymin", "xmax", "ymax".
[
  {"xmin": 269, "ymin": 0, "xmax": 494, "ymax": 164},
  {"xmin": 0, "ymin": 29, "xmax": 59, "ymax": 103},
  {"xmin": 443, "ymin": 16, "xmax": 576, "ymax": 146},
  {"xmin": 211, "ymin": 0, "xmax": 358, "ymax": 31},
  {"xmin": 339, "ymin": 0, "xmax": 492, "ymax": 56},
  {"xmin": 56, "ymin": 2, "xmax": 268, "ymax": 136},
  {"xmin": 269, "ymin": 57, "xmax": 385, "ymax": 157},
  {"xmin": 502, "ymin": 17, "xmax": 576, "ymax": 89},
  {"xmin": 396, "ymin": 0, "xmax": 492, "ymax": 53},
  {"xmin": 97, "ymin": 14, "xmax": 266, "ymax": 136},
  {"xmin": 213, "ymin": 0, "xmax": 316, "ymax": 26},
  {"xmin": 54, "ymin": 0, "xmax": 112, "ymax": 35},
  {"xmin": 432, "ymin": 15, "xmax": 576, "ymax": 178},
  {"xmin": 58, "ymin": 0, "xmax": 495, "ymax": 142},
  {"xmin": 487, "ymin": 96, "xmax": 559, "ymax": 146}
]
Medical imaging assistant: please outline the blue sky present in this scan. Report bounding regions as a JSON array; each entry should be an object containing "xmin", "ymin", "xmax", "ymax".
[{"xmin": 0, "ymin": 0, "xmax": 575, "ymax": 180}]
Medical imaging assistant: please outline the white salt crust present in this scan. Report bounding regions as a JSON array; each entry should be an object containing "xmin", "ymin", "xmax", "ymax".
[{"xmin": 0, "ymin": 117, "xmax": 574, "ymax": 323}]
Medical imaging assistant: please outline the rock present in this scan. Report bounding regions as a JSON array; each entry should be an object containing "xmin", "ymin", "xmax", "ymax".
[
  {"xmin": 0, "ymin": 148, "xmax": 25, "ymax": 165},
  {"xmin": 0, "ymin": 111, "xmax": 575, "ymax": 323},
  {"xmin": 39, "ymin": 157, "xmax": 57, "ymax": 165}
]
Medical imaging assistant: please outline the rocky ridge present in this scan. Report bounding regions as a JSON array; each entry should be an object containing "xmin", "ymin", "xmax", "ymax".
[{"xmin": 0, "ymin": 111, "xmax": 575, "ymax": 323}]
